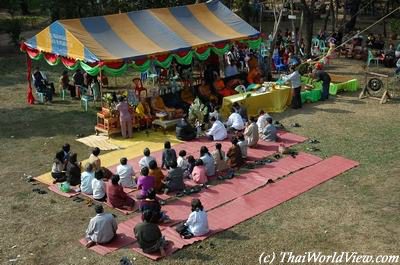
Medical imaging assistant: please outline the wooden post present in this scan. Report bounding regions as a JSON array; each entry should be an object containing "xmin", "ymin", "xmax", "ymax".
[{"xmin": 99, "ymin": 67, "xmax": 103, "ymax": 107}]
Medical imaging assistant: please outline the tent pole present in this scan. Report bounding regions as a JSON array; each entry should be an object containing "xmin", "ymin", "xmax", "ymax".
[
  {"xmin": 26, "ymin": 54, "xmax": 35, "ymax": 104},
  {"xmin": 99, "ymin": 67, "xmax": 103, "ymax": 108}
]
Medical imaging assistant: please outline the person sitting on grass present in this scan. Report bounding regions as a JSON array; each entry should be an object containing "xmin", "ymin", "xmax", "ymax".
[
  {"xmin": 177, "ymin": 150, "xmax": 190, "ymax": 177},
  {"xmin": 51, "ymin": 151, "xmax": 66, "ymax": 183},
  {"xmin": 139, "ymin": 148, "xmax": 156, "ymax": 170},
  {"xmin": 92, "ymin": 170, "xmax": 106, "ymax": 202},
  {"xmin": 161, "ymin": 141, "xmax": 177, "ymax": 170},
  {"xmin": 244, "ymin": 116, "xmax": 259, "ymax": 148},
  {"xmin": 192, "ymin": 159, "xmax": 208, "ymax": 185},
  {"xmin": 107, "ymin": 175, "xmax": 135, "ymax": 211},
  {"xmin": 206, "ymin": 116, "xmax": 227, "ymax": 141},
  {"xmin": 139, "ymin": 188, "xmax": 170, "ymax": 224},
  {"xmin": 80, "ymin": 163, "xmax": 95, "ymax": 195},
  {"xmin": 227, "ymin": 137, "xmax": 244, "ymax": 169},
  {"xmin": 237, "ymin": 133, "xmax": 248, "ymax": 159},
  {"xmin": 262, "ymin": 117, "xmax": 277, "ymax": 142},
  {"xmin": 85, "ymin": 205, "xmax": 117, "ymax": 248},
  {"xmin": 116, "ymin": 157, "xmax": 136, "ymax": 188},
  {"xmin": 163, "ymin": 161, "xmax": 185, "ymax": 194},
  {"xmin": 134, "ymin": 210, "xmax": 169, "ymax": 256},
  {"xmin": 148, "ymin": 160, "xmax": 165, "ymax": 193},
  {"xmin": 137, "ymin": 167, "xmax": 155, "ymax": 199},
  {"xmin": 211, "ymin": 143, "xmax": 228, "ymax": 172},
  {"xmin": 66, "ymin": 153, "xmax": 81, "ymax": 186},
  {"xmin": 225, "ymin": 108, "xmax": 245, "ymax": 132},
  {"xmin": 176, "ymin": 199, "xmax": 209, "ymax": 239},
  {"xmin": 200, "ymin": 146, "xmax": 216, "ymax": 177}
]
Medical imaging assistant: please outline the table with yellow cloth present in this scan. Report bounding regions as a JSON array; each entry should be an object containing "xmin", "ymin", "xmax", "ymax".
[{"xmin": 220, "ymin": 86, "xmax": 292, "ymax": 119}]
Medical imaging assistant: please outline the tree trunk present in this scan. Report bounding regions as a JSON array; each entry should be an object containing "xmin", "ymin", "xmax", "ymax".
[
  {"xmin": 345, "ymin": 0, "xmax": 362, "ymax": 33},
  {"xmin": 323, "ymin": 3, "xmax": 331, "ymax": 31},
  {"xmin": 331, "ymin": 0, "xmax": 335, "ymax": 32},
  {"xmin": 300, "ymin": 0, "xmax": 316, "ymax": 57}
]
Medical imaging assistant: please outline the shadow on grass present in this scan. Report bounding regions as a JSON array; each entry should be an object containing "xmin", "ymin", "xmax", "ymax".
[
  {"xmin": 215, "ymin": 230, "xmax": 251, "ymax": 241},
  {"xmin": 0, "ymin": 106, "xmax": 96, "ymax": 139}
]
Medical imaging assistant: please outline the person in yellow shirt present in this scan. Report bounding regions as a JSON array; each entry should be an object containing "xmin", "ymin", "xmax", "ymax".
[
  {"xmin": 136, "ymin": 97, "xmax": 153, "ymax": 128},
  {"xmin": 151, "ymin": 95, "xmax": 184, "ymax": 119}
]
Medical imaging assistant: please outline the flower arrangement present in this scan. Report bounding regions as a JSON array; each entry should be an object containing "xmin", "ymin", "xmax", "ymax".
[{"xmin": 188, "ymin": 97, "xmax": 208, "ymax": 126}]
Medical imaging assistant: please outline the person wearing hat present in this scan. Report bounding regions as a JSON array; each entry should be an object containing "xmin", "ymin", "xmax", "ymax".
[
  {"xmin": 313, "ymin": 63, "xmax": 331, "ymax": 101},
  {"xmin": 176, "ymin": 199, "xmax": 209, "ymax": 239},
  {"xmin": 85, "ymin": 205, "xmax": 118, "ymax": 248}
]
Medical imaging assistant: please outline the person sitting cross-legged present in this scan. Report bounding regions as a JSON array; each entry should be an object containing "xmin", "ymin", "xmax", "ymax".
[
  {"xmin": 211, "ymin": 143, "xmax": 228, "ymax": 172},
  {"xmin": 256, "ymin": 110, "xmax": 272, "ymax": 134},
  {"xmin": 137, "ymin": 167, "xmax": 155, "ymax": 200},
  {"xmin": 163, "ymin": 161, "xmax": 185, "ymax": 194},
  {"xmin": 244, "ymin": 116, "xmax": 259, "ymax": 148},
  {"xmin": 139, "ymin": 148, "xmax": 156, "ymax": 170},
  {"xmin": 148, "ymin": 160, "xmax": 165, "ymax": 193},
  {"xmin": 206, "ymin": 116, "xmax": 227, "ymax": 141},
  {"xmin": 237, "ymin": 133, "xmax": 248, "ymax": 159},
  {"xmin": 134, "ymin": 210, "xmax": 169, "ymax": 256},
  {"xmin": 92, "ymin": 170, "xmax": 106, "ymax": 202},
  {"xmin": 80, "ymin": 163, "xmax": 95, "ymax": 195},
  {"xmin": 161, "ymin": 141, "xmax": 177, "ymax": 170},
  {"xmin": 176, "ymin": 199, "xmax": 209, "ymax": 239},
  {"xmin": 85, "ymin": 205, "xmax": 117, "ymax": 248},
  {"xmin": 107, "ymin": 175, "xmax": 135, "ymax": 211},
  {"xmin": 225, "ymin": 108, "xmax": 245, "ymax": 132},
  {"xmin": 200, "ymin": 146, "xmax": 216, "ymax": 177},
  {"xmin": 191, "ymin": 159, "xmax": 208, "ymax": 185},
  {"xmin": 139, "ymin": 188, "xmax": 170, "ymax": 224},
  {"xmin": 261, "ymin": 117, "xmax": 277, "ymax": 142},
  {"xmin": 116, "ymin": 157, "xmax": 136, "ymax": 188},
  {"xmin": 227, "ymin": 137, "xmax": 244, "ymax": 169}
]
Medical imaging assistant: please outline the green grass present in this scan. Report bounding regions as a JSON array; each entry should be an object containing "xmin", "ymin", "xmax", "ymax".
[{"xmin": 0, "ymin": 54, "xmax": 399, "ymax": 264}]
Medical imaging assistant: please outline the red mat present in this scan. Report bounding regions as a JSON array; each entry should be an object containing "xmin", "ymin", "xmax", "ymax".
[
  {"xmin": 79, "ymin": 230, "xmax": 135, "ymax": 256},
  {"xmin": 48, "ymin": 184, "xmax": 79, "ymax": 198},
  {"xmin": 131, "ymin": 155, "xmax": 358, "ymax": 260}
]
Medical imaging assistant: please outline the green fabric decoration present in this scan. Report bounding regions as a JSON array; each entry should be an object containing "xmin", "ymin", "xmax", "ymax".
[
  {"xmin": 194, "ymin": 48, "xmax": 211, "ymax": 61},
  {"xmin": 243, "ymin": 38, "xmax": 262, "ymax": 50},
  {"xmin": 103, "ymin": 63, "xmax": 129, "ymax": 77},
  {"xmin": 173, "ymin": 51, "xmax": 193, "ymax": 65},
  {"xmin": 44, "ymin": 56, "xmax": 61, "ymax": 66},
  {"xmin": 211, "ymin": 43, "xmax": 231, "ymax": 56},
  {"xmin": 132, "ymin": 60, "xmax": 151, "ymax": 73},
  {"xmin": 80, "ymin": 61, "xmax": 101, "ymax": 76},
  {"xmin": 29, "ymin": 52, "xmax": 43, "ymax": 61},
  {"xmin": 63, "ymin": 61, "xmax": 81, "ymax": 71}
]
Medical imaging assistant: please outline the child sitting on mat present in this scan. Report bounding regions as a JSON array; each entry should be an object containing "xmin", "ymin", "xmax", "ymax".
[
  {"xmin": 161, "ymin": 141, "xmax": 177, "ymax": 169},
  {"xmin": 139, "ymin": 188, "xmax": 170, "ymax": 223},
  {"xmin": 192, "ymin": 159, "xmax": 208, "ymax": 185},
  {"xmin": 163, "ymin": 161, "xmax": 185, "ymax": 194},
  {"xmin": 177, "ymin": 150, "xmax": 190, "ymax": 178},
  {"xmin": 139, "ymin": 148, "xmax": 156, "ymax": 169},
  {"xmin": 134, "ymin": 210, "xmax": 169, "ymax": 256},
  {"xmin": 227, "ymin": 137, "xmax": 244, "ymax": 169},
  {"xmin": 137, "ymin": 167, "xmax": 155, "ymax": 200},
  {"xmin": 51, "ymin": 151, "xmax": 66, "ymax": 183},
  {"xmin": 237, "ymin": 133, "xmax": 248, "ymax": 159},
  {"xmin": 148, "ymin": 160, "xmax": 165, "ymax": 193},
  {"xmin": 107, "ymin": 175, "xmax": 135, "ymax": 211},
  {"xmin": 176, "ymin": 199, "xmax": 209, "ymax": 239},
  {"xmin": 211, "ymin": 143, "xmax": 228, "ymax": 173},
  {"xmin": 92, "ymin": 170, "xmax": 106, "ymax": 202},
  {"xmin": 187, "ymin": 155, "xmax": 196, "ymax": 176}
]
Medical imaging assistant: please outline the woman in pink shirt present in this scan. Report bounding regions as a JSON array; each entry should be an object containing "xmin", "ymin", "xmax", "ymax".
[
  {"xmin": 192, "ymin": 159, "xmax": 208, "ymax": 184},
  {"xmin": 116, "ymin": 96, "xmax": 132, "ymax": 138}
]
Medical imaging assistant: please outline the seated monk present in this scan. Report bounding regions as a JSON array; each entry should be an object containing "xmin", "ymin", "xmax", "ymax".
[
  {"xmin": 151, "ymin": 95, "xmax": 183, "ymax": 119},
  {"xmin": 181, "ymin": 86, "xmax": 194, "ymax": 106},
  {"xmin": 213, "ymin": 74, "xmax": 236, "ymax": 97},
  {"xmin": 198, "ymin": 80, "xmax": 218, "ymax": 104},
  {"xmin": 247, "ymin": 67, "xmax": 263, "ymax": 84},
  {"xmin": 136, "ymin": 97, "xmax": 153, "ymax": 128}
]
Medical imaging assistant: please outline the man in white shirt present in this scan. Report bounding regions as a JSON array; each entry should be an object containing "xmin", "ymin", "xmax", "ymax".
[
  {"xmin": 206, "ymin": 117, "xmax": 227, "ymax": 141},
  {"xmin": 256, "ymin": 110, "xmax": 272, "ymax": 133},
  {"xmin": 85, "ymin": 205, "xmax": 118, "ymax": 248},
  {"xmin": 281, "ymin": 66, "xmax": 302, "ymax": 109},
  {"xmin": 225, "ymin": 109, "xmax": 245, "ymax": 132},
  {"xmin": 116, "ymin": 157, "xmax": 136, "ymax": 188},
  {"xmin": 138, "ymin": 148, "xmax": 156, "ymax": 169},
  {"xmin": 81, "ymin": 163, "xmax": 95, "ymax": 195}
]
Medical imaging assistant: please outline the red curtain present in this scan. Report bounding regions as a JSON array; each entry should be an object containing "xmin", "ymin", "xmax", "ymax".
[{"xmin": 26, "ymin": 54, "xmax": 35, "ymax": 104}]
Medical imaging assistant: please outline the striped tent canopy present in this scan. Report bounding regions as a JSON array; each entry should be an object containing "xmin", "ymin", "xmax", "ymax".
[{"xmin": 21, "ymin": 0, "xmax": 261, "ymax": 75}]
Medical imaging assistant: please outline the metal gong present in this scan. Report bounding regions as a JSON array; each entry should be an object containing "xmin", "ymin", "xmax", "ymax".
[{"xmin": 367, "ymin": 78, "xmax": 383, "ymax": 92}]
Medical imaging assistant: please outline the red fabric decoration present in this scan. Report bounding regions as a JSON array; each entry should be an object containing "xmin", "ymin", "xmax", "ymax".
[
  {"xmin": 196, "ymin": 46, "xmax": 209, "ymax": 54},
  {"xmin": 176, "ymin": 50, "xmax": 189, "ymax": 57},
  {"xmin": 103, "ymin": 61, "xmax": 124, "ymax": 69},
  {"xmin": 26, "ymin": 47, "xmax": 40, "ymax": 59},
  {"xmin": 26, "ymin": 55, "xmax": 35, "ymax": 104},
  {"xmin": 61, "ymin": 57, "xmax": 77, "ymax": 67},
  {"xmin": 214, "ymin": 42, "xmax": 227, "ymax": 49},
  {"xmin": 44, "ymin": 53, "xmax": 59, "ymax": 64},
  {"xmin": 155, "ymin": 54, "xmax": 169, "ymax": 62}
]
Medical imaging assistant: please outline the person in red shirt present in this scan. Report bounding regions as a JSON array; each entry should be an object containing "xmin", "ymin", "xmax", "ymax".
[{"xmin": 107, "ymin": 175, "xmax": 135, "ymax": 211}]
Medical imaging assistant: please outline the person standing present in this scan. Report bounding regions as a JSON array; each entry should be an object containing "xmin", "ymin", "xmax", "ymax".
[
  {"xmin": 282, "ymin": 66, "xmax": 302, "ymax": 109},
  {"xmin": 313, "ymin": 63, "xmax": 331, "ymax": 101},
  {"xmin": 116, "ymin": 96, "xmax": 133, "ymax": 138}
]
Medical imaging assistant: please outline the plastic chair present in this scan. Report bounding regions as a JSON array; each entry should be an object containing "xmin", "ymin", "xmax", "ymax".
[
  {"xmin": 80, "ymin": 86, "xmax": 97, "ymax": 111},
  {"xmin": 272, "ymin": 56, "xmax": 287, "ymax": 73},
  {"xmin": 319, "ymin": 40, "xmax": 329, "ymax": 54},
  {"xmin": 132, "ymin": 78, "xmax": 147, "ymax": 98},
  {"xmin": 367, "ymin": 50, "xmax": 382, "ymax": 67}
]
